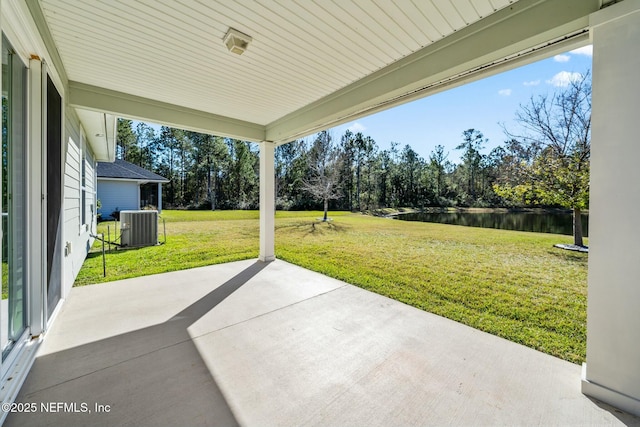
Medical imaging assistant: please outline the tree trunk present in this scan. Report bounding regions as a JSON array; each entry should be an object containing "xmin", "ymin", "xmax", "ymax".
[
  {"xmin": 323, "ymin": 198, "xmax": 329, "ymax": 222},
  {"xmin": 169, "ymin": 151, "xmax": 175, "ymax": 206},
  {"xmin": 573, "ymin": 207, "xmax": 584, "ymax": 247},
  {"xmin": 356, "ymin": 163, "xmax": 361, "ymax": 211},
  {"xmin": 206, "ymin": 156, "xmax": 212, "ymax": 209}
]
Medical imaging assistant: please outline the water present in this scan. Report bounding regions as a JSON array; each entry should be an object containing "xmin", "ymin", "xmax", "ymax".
[{"xmin": 394, "ymin": 211, "xmax": 588, "ymax": 236}]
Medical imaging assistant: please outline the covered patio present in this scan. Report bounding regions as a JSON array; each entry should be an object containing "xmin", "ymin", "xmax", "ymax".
[
  {"xmin": 2, "ymin": 0, "xmax": 640, "ymax": 422},
  {"xmin": 6, "ymin": 260, "xmax": 638, "ymax": 426}
]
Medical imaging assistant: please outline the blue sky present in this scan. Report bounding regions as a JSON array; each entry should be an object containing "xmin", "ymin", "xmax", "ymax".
[{"xmin": 330, "ymin": 45, "xmax": 593, "ymax": 163}]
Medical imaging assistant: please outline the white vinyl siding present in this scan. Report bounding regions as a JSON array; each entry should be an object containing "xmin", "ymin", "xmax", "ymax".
[
  {"xmin": 63, "ymin": 134, "xmax": 80, "ymax": 233},
  {"xmin": 62, "ymin": 110, "xmax": 97, "ymax": 294}
]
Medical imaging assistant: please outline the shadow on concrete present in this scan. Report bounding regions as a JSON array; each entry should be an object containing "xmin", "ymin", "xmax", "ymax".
[
  {"xmin": 5, "ymin": 261, "xmax": 270, "ymax": 427},
  {"xmin": 586, "ymin": 396, "xmax": 640, "ymax": 426}
]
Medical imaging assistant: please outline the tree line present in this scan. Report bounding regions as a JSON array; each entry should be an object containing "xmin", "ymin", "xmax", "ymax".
[
  {"xmin": 116, "ymin": 72, "xmax": 590, "ymax": 244},
  {"xmin": 117, "ymin": 121, "xmax": 507, "ymax": 210}
]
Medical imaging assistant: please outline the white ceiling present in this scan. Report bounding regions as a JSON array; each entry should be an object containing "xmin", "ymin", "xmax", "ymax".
[
  {"xmin": 39, "ymin": 0, "xmax": 512, "ymax": 123},
  {"xmin": 32, "ymin": 0, "xmax": 602, "ymax": 144}
]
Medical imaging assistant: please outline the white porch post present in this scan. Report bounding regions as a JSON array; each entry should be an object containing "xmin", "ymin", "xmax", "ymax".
[
  {"xmin": 158, "ymin": 183, "xmax": 163, "ymax": 213},
  {"xmin": 28, "ymin": 57, "xmax": 46, "ymax": 336},
  {"xmin": 582, "ymin": 0, "xmax": 640, "ymax": 416},
  {"xmin": 259, "ymin": 141, "xmax": 275, "ymax": 262}
]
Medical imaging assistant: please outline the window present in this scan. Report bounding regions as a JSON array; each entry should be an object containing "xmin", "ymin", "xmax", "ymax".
[
  {"xmin": 2, "ymin": 36, "xmax": 27, "ymax": 360},
  {"xmin": 81, "ymin": 151, "xmax": 86, "ymax": 227}
]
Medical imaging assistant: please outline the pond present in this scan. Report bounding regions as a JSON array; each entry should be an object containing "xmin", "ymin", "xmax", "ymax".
[{"xmin": 394, "ymin": 211, "xmax": 588, "ymax": 236}]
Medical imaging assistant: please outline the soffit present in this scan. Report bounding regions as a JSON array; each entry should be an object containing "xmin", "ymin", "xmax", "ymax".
[{"xmin": 38, "ymin": 0, "xmax": 513, "ymax": 127}]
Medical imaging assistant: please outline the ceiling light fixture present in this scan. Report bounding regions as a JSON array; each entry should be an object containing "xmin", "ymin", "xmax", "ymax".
[{"xmin": 223, "ymin": 28, "xmax": 252, "ymax": 55}]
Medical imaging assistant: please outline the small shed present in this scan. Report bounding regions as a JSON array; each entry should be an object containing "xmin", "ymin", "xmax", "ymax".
[{"xmin": 97, "ymin": 159, "xmax": 169, "ymax": 219}]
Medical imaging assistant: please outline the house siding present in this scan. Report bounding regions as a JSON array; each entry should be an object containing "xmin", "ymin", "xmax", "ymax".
[
  {"xmin": 62, "ymin": 110, "xmax": 97, "ymax": 294},
  {"xmin": 98, "ymin": 180, "xmax": 139, "ymax": 219}
]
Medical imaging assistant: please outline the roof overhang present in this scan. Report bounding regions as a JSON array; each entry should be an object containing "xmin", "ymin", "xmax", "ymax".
[
  {"xmin": 75, "ymin": 109, "xmax": 117, "ymax": 162},
  {"xmin": 26, "ymin": 0, "xmax": 607, "ymax": 148},
  {"xmin": 97, "ymin": 177, "xmax": 169, "ymax": 184},
  {"xmin": 266, "ymin": 0, "xmax": 596, "ymax": 144}
]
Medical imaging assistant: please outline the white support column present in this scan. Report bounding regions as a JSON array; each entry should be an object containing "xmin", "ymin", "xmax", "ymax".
[
  {"xmin": 259, "ymin": 141, "xmax": 275, "ymax": 262},
  {"xmin": 28, "ymin": 57, "xmax": 45, "ymax": 336},
  {"xmin": 582, "ymin": 0, "xmax": 640, "ymax": 416},
  {"xmin": 158, "ymin": 183, "xmax": 163, "ymax": 213}
]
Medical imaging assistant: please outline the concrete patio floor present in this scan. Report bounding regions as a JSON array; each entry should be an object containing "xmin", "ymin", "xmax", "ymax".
[{"xmin": 5, "ymin": 259, "xmax": 639, "ymax": 426}]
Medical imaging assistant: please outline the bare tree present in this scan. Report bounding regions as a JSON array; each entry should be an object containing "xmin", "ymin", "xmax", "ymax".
[
  {"xmin": 499, "ymin": 71, "xmax": 591, "ymax": 246},
  {"xmin": 303, "ymin": 131, "xmax": 342, "ymax": 222}
]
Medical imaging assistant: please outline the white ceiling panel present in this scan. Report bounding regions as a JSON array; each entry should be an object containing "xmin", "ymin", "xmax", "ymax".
[
  {"xmin": 470, "ymin": 0, "xmax": 500, "ymax": 17},
  {"xmin": 38, "ymin": 0, "xmax": 514, "ymax": 126},
  {"xmin": 28, "ymin": 0, "xmax": 602, "ymax": 144}
]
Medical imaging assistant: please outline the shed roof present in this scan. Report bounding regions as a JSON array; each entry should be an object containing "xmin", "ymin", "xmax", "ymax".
[{"xmin": 97, "ymin": 159, "xmax": 169, "ymax": 183}]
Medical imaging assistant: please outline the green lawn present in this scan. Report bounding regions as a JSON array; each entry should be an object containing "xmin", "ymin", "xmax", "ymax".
[
  {"xmin": 2, "ymin": 262, "xmax": 7, "ymax": 299},
  {"xmin": 76, "ymin": 210, "xmax": 352, "ymax": 285},
  {"xmin": 76, "ymin": 210, "xmax": 587, "ymax": 364}
]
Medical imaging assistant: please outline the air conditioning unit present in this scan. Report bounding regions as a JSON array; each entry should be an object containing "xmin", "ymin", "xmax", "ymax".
[{"xmin": 120, "ymin": 210, "xmax": 158, "ymax": 247}]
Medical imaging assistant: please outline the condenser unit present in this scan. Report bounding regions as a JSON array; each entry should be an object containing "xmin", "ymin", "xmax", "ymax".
[{"xmin": 120, "ymin": 210, "xmax": 158, "ymax": 247}]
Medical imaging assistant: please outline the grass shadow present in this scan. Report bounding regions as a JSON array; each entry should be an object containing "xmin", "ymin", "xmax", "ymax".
[
  {"xmin": 85, "ymin": 243, "xmax": 156, "ymax": 258},
  {"xmin": 280, "ymin": 221, "xmax": 350, "ymax": 236},
  {"xmin": 305, "ymin": 220, "xmax": 350, "ymax": 236},
  {"xmin": 276, "ymin": 220, "xmax": 350, "ymax": 235},
  {"xmin": 546, "ymin": 249, "xmax": 589, "ymax": 266},
  {"xmin": 86, "ymin": 246, "xmax": 128, "ymax": 257}
]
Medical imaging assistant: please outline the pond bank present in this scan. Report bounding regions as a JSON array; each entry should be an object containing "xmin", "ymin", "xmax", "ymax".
[
  {"xmin": 388, "ymin": 208, "xmax": 588, "ymax": 237},
  {"xmin": 374, "ymin": 207, "xmax": 586, "ymax": 218}
]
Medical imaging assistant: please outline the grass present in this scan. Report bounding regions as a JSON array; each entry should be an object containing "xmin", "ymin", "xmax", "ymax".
[
  {"xmin": 2, "ymin": 262, "xmax": 7, "ymax": 299},
  {"xmin": 76, "ymin": 211, "xmax": 261, "ymax": 283},
  {"xmin": 76, "ymin": 210, "xmax": 352, "ymax": 284},
  {"xmin": 76, "ymin": 210, "xmax": 587, "ymax": 364}
]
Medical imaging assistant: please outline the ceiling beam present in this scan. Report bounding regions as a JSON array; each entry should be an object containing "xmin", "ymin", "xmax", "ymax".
[
  {"xmin": 266, "ymin": 0, "xmax": 600, "ymax": 144},
  {"xmin": 68, "ymin": 81, "xmax": 266, "ymax": 142}
]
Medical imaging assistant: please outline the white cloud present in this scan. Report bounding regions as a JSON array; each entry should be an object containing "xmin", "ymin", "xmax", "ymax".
[
  {"xmin": 498, "ymin": 89, "xmax": 512, "ymax": 96},
  {"xmin": 570, "ymin": 45, "xmax": 593, "ymax": 57},
  {"xmin": 554, "ymin": 54, "xmax": 570, "ymax": 63},
  {"xmin": 523, "ymin": 79, "xmax": 540, "ymax": 86},
  {"xmin": 546, "ymin": 71, "xmax": 582, "ymax": 87},
  {"xmin": 347, "ymin": 121, "xmax": 366, "ymax": 133}
]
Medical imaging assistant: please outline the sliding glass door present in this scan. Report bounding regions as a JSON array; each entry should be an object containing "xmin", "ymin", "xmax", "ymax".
[
  {"xmin": 46, "ymin": 75, "xmax": 62, "ymax": 318},
  {"xmin": 1, "ymin": 37, "xmax": 28, "ymax": 362}
]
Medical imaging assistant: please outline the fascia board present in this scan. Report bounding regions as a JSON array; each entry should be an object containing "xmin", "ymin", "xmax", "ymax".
[
  {"xmin": 68, "ymin": 81, "xmax": 266, "ymax": 143},
  {"xmin": 98, "ymin": 177, "xmax": 169, "ymax": 184},
  {"xmin": 266, "ymin": 0, "xmax": 600, "ymax": 145}
]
